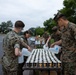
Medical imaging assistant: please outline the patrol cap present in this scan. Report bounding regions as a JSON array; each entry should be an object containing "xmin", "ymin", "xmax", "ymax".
[{"xmin": 53, "ymin": 12, "xmax": 65, "ymax": 22}]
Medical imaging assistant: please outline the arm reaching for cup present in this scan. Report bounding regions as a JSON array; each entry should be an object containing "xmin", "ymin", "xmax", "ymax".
[{"xmin": 50, "ymin": 40, "xmax": 62, "ymax": 47}]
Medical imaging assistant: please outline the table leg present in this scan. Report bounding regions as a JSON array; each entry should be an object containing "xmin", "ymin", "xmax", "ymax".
[
  {"xmin": 57, "ymin": 70, "xmax": 62, "ymax": 75},
  {"xmin": 33, "ymin": 70, "xmax": 35, "ymax": 75},
  {"xmin": 48, "ymin": 70, "xmax": 50, "ymax": 75}
]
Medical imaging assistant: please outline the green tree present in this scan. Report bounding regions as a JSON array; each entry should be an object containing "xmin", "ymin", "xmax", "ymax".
[
  {"xmin": 60, "ymin": 0, "xmax": 76, "ymax": 23},
  {"xmin": 43, "ymin": 18, "xmax": 56, "ymax": 34},
  {"xmin": 43, "ymin": 0, "xmax": 76, "ymax": 34},
  {"xmin": 35, "ymin": 27, "xmax": 44, "ymax": 36},
  {"xmin": 0, "ymin": 20, "xmax": 13, "ymax": 33},
  {"xmin": 28, "ymin": 27, "xmax": 36, "ymax": 36},
  {"xmin": 6, "ymin": 20, "xmax": 13, "ymax": 28}
]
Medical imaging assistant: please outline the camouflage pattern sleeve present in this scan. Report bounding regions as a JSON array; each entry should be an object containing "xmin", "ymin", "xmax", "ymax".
[
  {"xmin": 14, "ymin": 44, "xmax": 20, "ymax": 49},
  {"xmin": 7, "ymin": 31, "xmax": 21, "ymax": 49},
  {"xmin": 69, "ymin": 23, "xmax": 76, "ymax": 40},
  {"xmin": 18, "ymin": 36, "xmax": 29, "ymax": 48},
  {"xmin": 20, "ymin": 38, "xmax": 28, "ymax": 48}
]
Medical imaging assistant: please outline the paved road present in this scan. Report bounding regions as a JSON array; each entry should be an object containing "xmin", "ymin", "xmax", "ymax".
[
  {"xmin": 0, "ymin": 41, "xmax": 3, "ymax": 75},
  {"xmin": 0, "ymin": 34, "xmax": 4, "ymax": 75}
]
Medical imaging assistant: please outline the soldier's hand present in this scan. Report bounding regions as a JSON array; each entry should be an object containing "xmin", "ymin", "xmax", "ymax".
[
  {"xmin": 50, "ymin": 43, "xmax": 55, "ymax": 47},
  {"xmin": 48, "ymin": 36, "xmax": 51, "ymax": 40},
  {"xmin": 27, "ymin": 46, "xmax": 31, "ymax": 51}
]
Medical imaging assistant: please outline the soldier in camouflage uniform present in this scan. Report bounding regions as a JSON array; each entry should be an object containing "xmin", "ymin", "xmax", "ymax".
[
  {"xmin": 51, "ymin": 26, "xmax": 62, "ymax": 60},
  {"xmin": 51, "ymin": 26, "xmax": 61, "ymax": 42},
  {"xmin": 51, "ymin": 12, "xmax": 76, "ymax": 75},
  {"xmin": 1, "ymin": 20, "xmax": 31, "ymax": 75}
]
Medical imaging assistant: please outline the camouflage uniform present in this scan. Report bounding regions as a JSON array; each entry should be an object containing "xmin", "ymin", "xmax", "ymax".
[
  {"xmin": 51, "ymin": 26, "xmax": 61, "ymax": 42},
  {"xmin": 51, "ymin": 31, "xmax": 61, "ymax": 42},
  {"xmin": 61, "ymin": 22, "xmax": 76, "ymax": 75},
  {"xmin": 22, "ymin": 36, "xmax": 28, "ymax": 46},
  {"xmin": 51, "ymin": 33, "xmax": 62, "ymax": 60},
  {"xmin": 51, "ymin": 28, "xmax": 62, "ymax": 60},
  {"xmin": 1, "ymin": 30, "xmax": 21, "ymax": 75}
]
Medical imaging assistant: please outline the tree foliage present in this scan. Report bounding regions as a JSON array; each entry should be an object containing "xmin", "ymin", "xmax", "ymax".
[
  {"xmin": 35, "ymin": 27, "xmax": 44, "ymax": 36},
  {"xmin": 43, "ymin": 18, "xmax": 56, "ymax": 34},
  {"xmin": 0, "ymin": 20, "xmax": 13, "ymax": 34},
  {"xmin": 43, "ymin": 0, "xmax": 76, "ymax": 34},
  {"xmin": 28, "ymin": 27, "xmax": 36, "ymax": 36},
  {"xmin": 60, "ymin": 0, "xmax": 76, "ymax": 23}
]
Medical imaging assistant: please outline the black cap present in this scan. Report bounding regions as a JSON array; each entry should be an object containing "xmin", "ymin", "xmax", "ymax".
[
  {"xmin": 53, "ymin": 12, "xmax": 65, "ymax": 22},
  {"xmin": 24, "ymin": 30, "xmax": 32, "ymax": 35}
]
